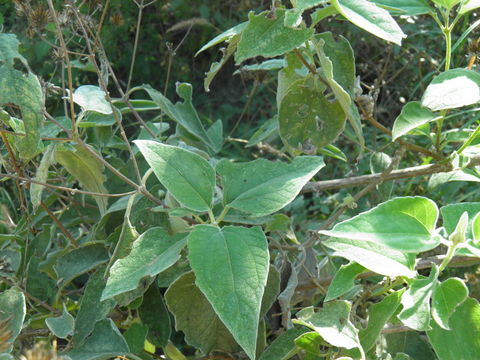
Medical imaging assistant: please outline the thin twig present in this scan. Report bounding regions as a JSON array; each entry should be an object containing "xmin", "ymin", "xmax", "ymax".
[{"xmin": 39, "ymin": 201, "xmax": 78, "ymax": 247}]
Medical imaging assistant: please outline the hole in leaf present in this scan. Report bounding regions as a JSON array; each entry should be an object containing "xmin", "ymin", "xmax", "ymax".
[{"xmin": 13, "ymin": 58, "xmax": 29, "ymax": 76}]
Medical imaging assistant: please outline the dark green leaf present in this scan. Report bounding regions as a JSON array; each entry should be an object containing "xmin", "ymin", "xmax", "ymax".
[{"xmin": 138, "ymin": 284, "xmax": 171, "ymax": 348}]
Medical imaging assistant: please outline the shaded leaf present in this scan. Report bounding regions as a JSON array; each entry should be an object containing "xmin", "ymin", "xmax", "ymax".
[
  {"xmin": 139, "ymin": 284, "xmax": 171, "ymax": 347},
  {"xmin": 431, "ymin": 278, "xmax": 468, "ymax": 330},
  {"xmin": 325, "ymin": 262, "xmax": 366, "ymax": 302},
  {"xmin": 258, "ymin": 327, "xmax": 309, "ymax": 360},
  {"xmin": 46, "ymin": 305, "xmax": 74, "ymax": 339}
]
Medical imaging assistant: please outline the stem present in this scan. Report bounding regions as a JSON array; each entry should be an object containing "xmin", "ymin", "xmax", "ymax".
[
  {"xmin": 444, "ymin": 28, "xmax": 452, "ymax": 71},
  {"xmin": 216, "ymin": 206, "xmax": 231, "ymax": 224},
  {"xmin": 458, "ymin": 123, "xmax": 480, "ymax": 154},
  {"xmin": 439, "ymin": 243, "xmax": 458, "ymax": 272},
  {"xmin": 127, "ymin": 0, "xmax": 144, "ymax": 92},
  {"xmin": 207, "ymin": 209, "xmax": 216, "ymax": 225}
]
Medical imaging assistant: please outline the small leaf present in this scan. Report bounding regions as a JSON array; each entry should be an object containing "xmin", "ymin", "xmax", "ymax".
[
  {"xmin": 398, "ymin": 266, "xmax": 439, "ymax": 331},
  {"xmin": 72, "ymin": 85, "xmax": 112, "ymax": 114},
  {"xmin": 331, "ymin": 0, "xmax": 406, "ymax": 45},
  {"xmin": 295, "ymin": 301, "xmax": 362, "ymax": 351},
  {"xmin": 235, "ymin": 9, "xmax": 314, "ymax": 64},
  {"xmin": 449, "ymin": 211, "xmax": 469, "ymax": 245},
  {"xmin": 102, "ymin": 228, "xmax": 187, "ymax": 300},
  {"xmin": 72, "ymin": 269, "xmax": 116, "ymax": 346},
  {"xmin": 196, "ymin": 22, "xmax": 247, "ymax": 55},
  {"xmin": 320, "ymin": 196, "xmax": 440, "ymax": 253},
  {"xmin": 473, "ymin": 212, "xmax": 480, "ymax": 242},
  {"xmin": 294, "ymin": 332, "xmax": 323, "ymax": 356},
  {"xmin": 217, "ymin": 156, "xmax": 324, "ymax": 217},
  {"xmin": 325, "ymin": 262, "xmax": 366, "ymax": 302},
  {"xmin": 431, "ymin": 278, "xmax": 468, "ymax": 330},
  {"xmin": 187, "ymin": 225, "xmax": 269, "ymax": 359},
  {"xmin": 360, "ymin": 290, "xmax": 404, "ymax": 352},
  {"xmin": 138, "ymin": 284, "xmax": 171, "ymax": 347},
  {"xmin": 427, "ymin": 297, "xmax": 480, "ymax": 359},
  {"xmin": 30, "ymin": 144, "xmax": 56, "ymax": 209},
  {"xmin": 428, "ymin": 169, "xmax": 480, "ymax": 190},
  {"xmin": 135, "ymin": 140, "xmax": 216, "ymax": 212},
  {"xmin": 46, "ymin": 305, "xmax": 74, "ymax": 339},
  {"xmin": 123, "ymin": 323, "xmax": 148, "ymax": 354},
  {"xmin": 64, "ymin": 319, "xmax": 130, "ymax": 360},
  {"xmin": 0, "ymin": 289, "xmax": 25, "ymax": 354},
  {"xmin": 54, "ymin": 144, "xmax": 109, "ymax": 215},
  {"xmin": 392, "ymin": 101, "xmax": 441, "ymax": 140},
  {"xmin": 323, "ymin": 237, "xmax": 416, "ymax": 278},
  {"xmin": 422, "ymin": 69, "xmax": 480, "ymax": 111},
  {"xmin": 440, "ymin": 202, "xmax": 480, "ymax": 239},
  {"xmin": 258, "ymin": 327, "xmax": 309, "ymax": 360},
  {"xmin": 165, "ymin": 272, "xmax": 241, "ymax": 355},
  {"xmin": 432, "ymin": 0, "xmax": 462, "ymax": 10},
  {"xmin": 204, "ymin": 35, "xmax": 240, "ymax": 92}
]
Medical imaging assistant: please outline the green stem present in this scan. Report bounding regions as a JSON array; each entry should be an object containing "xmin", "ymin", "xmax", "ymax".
[
  {"xmin": 444, "ymin": 28, "xmax": 452, "ymax": 71},
  {"xmin": 458, "ymin": 124, "xmax": 480, "ymax": 154},
  {"xmin": 439, "ymin": 243, "xmax": 458, "ymax": 272},
  {"xmin": 207, "ymin": 209, "xmax": 216, "ymax": 225},
  {"xmin": 216, "ymin": 206, "xmax": 231, "ymax": 224}
]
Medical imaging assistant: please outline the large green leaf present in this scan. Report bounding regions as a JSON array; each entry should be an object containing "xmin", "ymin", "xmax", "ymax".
[
  {"xmin": 138, "ymin": 284, "xmax": 171, "ymax": 347},
  {"xmin": 440, "ymin": 202, "xmax": 480, "ymax": 239},
  {"xmin": 64, "ymin": 319, "xmax": 130, "ymax": 360},
  {"xmin": 372, "ymin": 0, "xmax": 433, "ymax": 15},
  {"xmin": 398, "ymin": 266, "xmax": 439, "ymax": 331},
  {"xmin": 320, "ymin": 197, "xmax": 440, "ymax": 253},
  {"xmin": 165, "ymin": 272, "xmax": 241, "ymax": 355},
  {"xmin": 427, "ymin": 297, "xmax": 480, "ymax": 360},
  {"xmin": 392, "ymin": 101, "xmax": 441, "ymax": 140},
  {"xmin": 325, "ymin": 262, "xmax": 366, "ymax": 302},
  {"xmin": 431, "ymin": 278, "xmax": 468, "ymax": 330},
  {"xmin": 0, "ymin": 33, "xmax": 43, "ymax": 160},
  {"xmin": 235, "ymin": 9, "xmax": 314, "ymax": 64},
  {"xmin": 54, "ymin": 144, "xmax": 109, "ymax": 215},
  {"xmin": 141, "ymin": 83, "xmax": 220, "ymax": 153},
  {"xmin": 422, "ymin": 69, "xmax": 480, "ymax": 111},
  {"xmin": 331, "ymin": 0, "xmax": 406, "ymax": 45},
  {"xmin": 295, "ymin": 301, "xmax": 362, "ymax": 352},
  {"xmin": 0, "ymin": 289, "xmax": 25, "ymax": 354},
  {"xmin": 135, "ymin": 140, "xmax": 216, "ymax": 212},
  {"xmin": 187, "ymin": 225, "xmax": 269, "ymax": 359},
  {"xmin": 278, "ymin": 78, "xmax": 346, "ymax": 152},
  {"xmin": 216, "ymin": 156, "xmax": 324, "ymax": 217},
  {"xmin": 360, "ymin": 290, "xmax": 404, "ymax": 352},
  {"xmin": 102, "ymin": 228, "xmax": 187, "ymax": 300},
  {"xmin": 323, "ymin": 237, "xmax": 416, "ymax": 277},
  {"xmin": 72, "ymin": 269, "xmax": 116, "ymax": 346}
]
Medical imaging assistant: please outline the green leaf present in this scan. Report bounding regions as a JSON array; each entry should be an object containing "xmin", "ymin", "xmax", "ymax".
[
  {"xmin": 141, "ymin": 83, "xmax": 220, "ymax": 153},
  {"xmin": 294, "ymin": 332, "xmax": 323, "ymax": 357},
  {"xmin": 217, "ymin": 156, "xmax": 324, "ymax": 217},
  {"xmin": 187, "ymin": 225, "xmax": 269, "ymax": 359},
  {"xmin": 460, "ymin": 0, "xmax": 480, "ymax": 14},
  {"xmin": 204, "ymin": 35, "xmax": 240, "ymax": 92},
  {"xmin": 427, "ymin": 297, "xmax": 480, "ymax": 360},
  {"xmin": 392, "ymin": 101, "xmax": 441, "ymax": 140},
  {"xmin": 73, "ymin": 269, "xmax": 116, "ymax": 346},
  {"xmin": 123, "ymin": 323, "xmax": 148, "ymax": 354},
  {"xmin": 78, "ymin": 107, "xmax": 121, "ymax": 128},
  {"xmin": 428, "ymin": 169, "xmax": 480, "ymax": 190},
  {"xmin": 102, "ymin": 228, "xmax": 187, "ymax": 300},
  {"xmin": 431, "ymin": 278, "xmax": 468, "ymax": 330},
  {"xmin": 372, "ymin": 0, "xmax": 433, "ymax": 15},
  {"xmin": 45, "ymin": 305, "xmax": 74, "ymax": 339},
  {"xmin": 330, "ymin": 0, "xmax": 406, "ymax": 45},
  {"xmin": 54, "ymin": 244, "xmax": 109, "ymax": 290},
  {"xmin": 325, "ymin": 262, "xmax": 366, "ymax": 302},
  {"xmin": 258, "ymin": 327, "xmax": 310, "ymax": 360},
  {"xmin": 295, "ymin": 301, "xmax": 362, "ymax": 351},
  {"xmin": 320, "ymin": 196, "xmax": 440, "ymax": 253},
  {"xmin": 165, "ymin": 272, "xmax": 241, "ymax": 355},
  {"xmin": 54, "ymin": 144, "xmax": 109, "ymax": 215},
  {"xmin": 196, "ymin": 21, "xmax": 248, "ymax": 55},
  {"xmin": 398, "ymin": 266, "xmax": 439, "ymax": 331},
  {"xmin": 247, "ymin": 117, "xmax": 279, "ymax": 148},
  {"xmin": 72, "ymin": 85, "xmax": 113, "ymax": 114},
  {"xmin": 432, "ymin": 0, "xmax": 462, "ymax": 10},
  {"xmin": 134, "ymin": 141, "xmax": 216, "ymax": 212},
  {"xmin": 360, "ymin": 290, "xmax": 404, "ymax": 352},
  {"xmin": 277, "ymin": 52, "xmax": 308, "ymax": 109},
  {"xmin": 0, "ymin": 33, "xmax": 43, "ymax": 160},
  {"xmin": 473, "ymin": 212, "xmax": 480, "ymax": 242},
  {"xmin": 30, "ymin": 144, "xmax": 56, "ymax": 209},
  {"xmin": 235, "ymin": 9, "xmax": 314, "ymax": 64},
  {"xmin": 323, "ymin": 237, "xmax": 416, "ymax": 277},
  {"xmin": 278, "ymin": 78, "xmax": 346, "ymax": 153},
  {"xmin": 0, "ymin": 289, "xmax": 25, "ymax": 354},
  {"xmin": 422, "ymin": 69, "xmax": 480, "ymax": 111},
  {"xmin": 138, "ymin": 284, "xmax": 171, "ymax": 347},
  {"xmin": 64, "ymin": 319, "xmax": 130, "ymax": 360}
]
